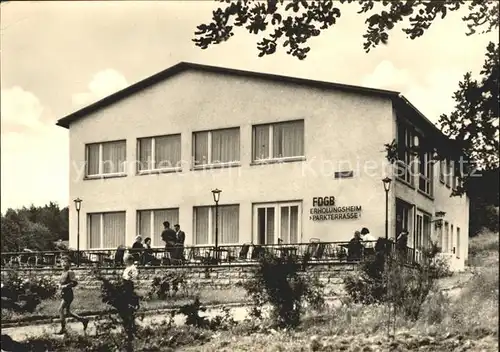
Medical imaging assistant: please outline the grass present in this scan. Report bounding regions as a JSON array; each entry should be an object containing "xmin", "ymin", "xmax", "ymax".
[
  {"xmin": 467, "ymin": 230, "xmax": 499, "ymax": 267},
  {"xmin": 6, "ymin": 231, "xmax": 499, "ymax": 351},
  {"xmin": 183, "ymin": 231, "xmax": 499, "ymax": 351},
  {"xmin": 1, "ymin": 286, "xmax": 248, "ymax": 323}
]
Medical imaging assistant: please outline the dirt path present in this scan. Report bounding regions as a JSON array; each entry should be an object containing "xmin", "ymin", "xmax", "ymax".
[{"xmin": 1, "ymin": 306, "xmax": 254, "ymax": 342}]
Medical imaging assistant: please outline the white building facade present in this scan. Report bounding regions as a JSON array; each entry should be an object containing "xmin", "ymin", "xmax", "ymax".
[{"xmin": 57, "ymin": 62, "xmax": 469, "ymax": 271}]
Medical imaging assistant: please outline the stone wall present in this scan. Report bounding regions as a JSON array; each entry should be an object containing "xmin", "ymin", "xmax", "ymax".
[{"xmin": 0, "ymin": 262, "xmax": 357, "ymax": 297}]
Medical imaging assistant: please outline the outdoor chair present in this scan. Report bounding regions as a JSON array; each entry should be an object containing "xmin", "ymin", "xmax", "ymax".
[
  {"xmin": 238, "ymin": 244, "xmax": 250, "ymax": 260},
  {"xmin": 305, "ymin": 242, "xmax": 319, "ymax": 259},
  {"xmin": 251, "ymin": 245, "xmax": 265, "ymax": 260},
  {"xmin": 313, "ymin": 243, "xmax": 327, "ymax": 260},
  {"xmin": 114, "ymin": 247, "xmax": 126, "ymax": 266}
]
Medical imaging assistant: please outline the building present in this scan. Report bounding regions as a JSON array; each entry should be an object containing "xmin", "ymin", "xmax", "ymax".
[{"xmin": 57, "ymin": 62, "xmax": 469, "ymax": 271}]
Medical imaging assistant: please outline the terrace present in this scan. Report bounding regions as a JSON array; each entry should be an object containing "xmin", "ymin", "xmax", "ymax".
[{"xmin": 0, "ymin": 240, "xmax": 420, "ymax": 269}]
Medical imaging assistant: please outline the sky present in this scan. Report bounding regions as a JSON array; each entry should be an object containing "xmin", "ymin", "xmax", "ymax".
[{"xmin": 1, "ymin": 1, "xmax": 497, "ymax": 213}]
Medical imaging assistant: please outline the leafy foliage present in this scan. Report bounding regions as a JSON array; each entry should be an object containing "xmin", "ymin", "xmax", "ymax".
[
  {"xmin": 243, "ymin": 252, "xmax": 325, "ymax": 329},
  {"xmin": 194, "ymin": 0, "xmax": 498, "ymax": 59},
  {"xmin": 1, "ymin": 203, "xmax": 69, "ymax": 252},
  {"xmin": 439, "ymin": 42, "xmax": 499, "ymax": 173},
  {"xmin": 1, "ymin": 271, "xmax": 57, "ymax": 313},
  {"xmin": 146, "ymin": 271, "xmax": 187, "ymax": 300},
  {"xmin": 344, "ymin": 240, "xmax": 451, "ymax": 321},
  {"xmin": 94, "ymin": 271, "xmax": 141, "ymax": 351},
  {"xmin": 0, "ymin": 271, "xmax": 58, "ymax": 352},
  {"xmin": 179, "ymin": 297, "xmax": 237, "ymax": 331},
  {"xmin": 197, "ymin": 1, "xmax": 499, "ymax": 200}
]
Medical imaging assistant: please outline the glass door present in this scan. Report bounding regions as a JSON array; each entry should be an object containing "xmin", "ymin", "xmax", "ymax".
[{"xmin": 253, "ymin": 202, "xmax": 302, "ymax": 245}]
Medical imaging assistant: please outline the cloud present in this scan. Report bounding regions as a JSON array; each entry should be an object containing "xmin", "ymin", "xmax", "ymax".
[
  {"xmin": 1, "ymin": 86, "xmax": 44, "ymax": 131},
  {"xmin": 361, "ymin": 60, "xmax": 464, "ymax": 124},
  {"xmin": 72, "ymin": 69, "xmax": 128, "ymax": 107},
  {"xmin": 405, "ymin": 69, "xmax": 463, "ymax": 122},
  {"xmin": 0, "ymin": 86, "xmax": 68, "ymax": 212},
  {"xmin": 1, "ymin": 125, "xmax": 69, "ymax": 213},
  {"xmin": 361, "ymin": 60, "xmax": 414, "ymax": 91}
]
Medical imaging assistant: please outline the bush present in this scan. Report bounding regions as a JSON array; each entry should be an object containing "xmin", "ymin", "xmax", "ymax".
[
  {"xmin": 94, "ymin": 272, "xmax": 141, "ymax": 352},
  {"xmin": 1, "ymin": 271, "xmax": 57, "ymax": 313},
  {"xmin": 179, "ymin": 297, "xmax": 237, "ymax": 331},
  {"xmin": 243, "ymin": 253, "xmax": 325, "ymax": 329},
  {"xmin": 146, "ymin": 271, "xmax": 187, "ymax": 300},
  {"xmin": 344, "ymin": 241, "xmax": 450, "ymax": 321},
  {"xmin": 343, "ymin": 253, "xmax": 386, "ymax": 304}
]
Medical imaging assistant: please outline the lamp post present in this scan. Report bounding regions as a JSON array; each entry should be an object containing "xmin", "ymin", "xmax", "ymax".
[
  {"xmin": 211, "ymin": 189, "xmax": 222, "ymax": 262},
  {"xmin": 74, "ymin": 198, "xmax": 82, "ymax": 267},
  {"xmin": 382, "ymin": 177, "xmax": 392, "ymax": 241}
]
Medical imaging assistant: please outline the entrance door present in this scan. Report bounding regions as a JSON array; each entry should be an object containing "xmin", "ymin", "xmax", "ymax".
[{"xmin": 253, "ymin": 202, "xmax": 301, "ymax": 244}]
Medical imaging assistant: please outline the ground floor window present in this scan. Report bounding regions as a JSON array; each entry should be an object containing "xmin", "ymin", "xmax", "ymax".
[
  {"xmin": 415, "ymin": 211, "xmax": 432, "ymax": 251},
  {"xmin": 253, "ymin": 201, "xmax": 301, "ymax": 244},
  {"xmin": 450, "ymin": 224, "xmax": 454, "ymax": 254},
  {"xmin": 137, "ymin": 208, "xmax": 179, "ymax": 247},
  {"xmin": 423, "ymin": 213, "xmax": 431, "ymax": 249},
  {"xmin": 193, "ymin": 205, "xmax": 239, "ymax": 245},
  {"xmin": 87, "ymin": 211, "xmax": 126, "ymax": 249},
  {"xmin": 396, "ymin": 198, "xmax": 412, "ymax": 239},
  {"xmin": 443, "ymin": 221, "xmax": 449, "ymax": 253},
  {"xmin": 456, "ymin": 227, "xmax": 461, "ymax": 258}
]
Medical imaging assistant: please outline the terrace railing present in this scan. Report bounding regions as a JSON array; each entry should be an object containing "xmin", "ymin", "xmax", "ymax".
[{"xmin": 0, "ymin": 240, "xmax": 420, "ymax": 269}]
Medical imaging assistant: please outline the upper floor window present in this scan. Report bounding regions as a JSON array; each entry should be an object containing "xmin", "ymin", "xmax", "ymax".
[
  {"xmin": 193, "ymin": 128, "xmax": 240, "ymax": 167},
  {"xmin": 418, "ymin": 149, "xmax": 433, "ymax": 196},
  {"xmin": 439, "ymin": 160, "xmax": 445, "ymax": 183},
  {"xmin": 445, "ymin": 159, "xmax": 452, "ymax": 188},
  {"xmin": 86, "ymin": 140, "xmax": 126, "ymax": 177},
  {"xmin": 137, "ymin": 134, "xmax": 181, "ymax": 173},
  {"xmin": 253, "ymin": 120, "xmax": 304, "ymax": 162},
  {"xmin": 396, "ymin": 122, "xmax": 413, "ymax": 184},
  {"xmin": 452, "ymin": 164, "xmax": 458, "ymax": 189}
]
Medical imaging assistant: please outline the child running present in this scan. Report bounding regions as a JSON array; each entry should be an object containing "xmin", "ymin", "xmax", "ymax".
[{"xmin": 56, "ymin": 258, "xmax": 89, "ymax": 335}]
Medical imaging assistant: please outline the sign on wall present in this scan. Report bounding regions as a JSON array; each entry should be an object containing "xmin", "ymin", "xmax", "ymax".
[{"xmin": 309, "ymin": 196, "xmax": 362, "ymax": 221}]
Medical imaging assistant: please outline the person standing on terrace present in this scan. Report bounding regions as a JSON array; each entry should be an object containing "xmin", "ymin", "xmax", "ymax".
[
  {"xmin": 161, "ymin": 221, "xmax": 177, "ymax": 263},
  {"xmin": 56, "ymin": 259, "xmax": 89, "ymax": 335},
  {"xmin": 174, "ymin": 224, "xmax": 186, "ymax": 261},
  {"xmin": 360, "ymin": 227, "xmax": 377, "ymax": 256}
]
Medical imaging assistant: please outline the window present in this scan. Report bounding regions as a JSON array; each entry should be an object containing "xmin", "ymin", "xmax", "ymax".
[
  {"xmin": 416, "ymin": 213, "xmax": 423, "ymax": 250},
  {"xmin": 456, "ymin": 227, "xmax": 461, "ymax": 258},
  {"xmin": 137, "ymin": 134, "xmax": 181, "ymax": 172},
  {"xmin": 193, "ymin": 128, "xmax": 240, "ymax": 166},
  {"xmin": 193, "ymin": 205, "xmax": 239, "ymax": 244},
  {"xmin": 253, "ymin": 201, "xmax": 301, "ymax": 244},
  {"xmin": 450, "ymin": 224, "xmax": 454, "ymax": 254},
  {"xmin": 86, "ymin": 140, "xmax": 127, "ymax": 177},
  {"xmin": 137, "ymin": 208, "xmax": 179, "ymax": 247},
  {"xmin": 253, "ymin": 120, "xmax": 304, "ymax": 161},
  {"xmin": 445, "ymin": 159, "xmax": 452, "ymax": 187},
  {"xmin": 452, "ymin": 161, "xmax": 460, "ymax": 190},
  {"xmin": 443, "ymin": 221, "xmax": 449, "ymax": 253},
  {"xmin": 395, "ymin": 122, "xmax": 413, "ymax": 184},
  {"xmin": 423, "ymin": 213, "xmax": 431, "ymax": 249},
  {"xmin": 396, "ymin": 199, "xmax": 412, "ymax": 240},
  {"xmin": 87, "ymin": 212, "xmax": 126, "ymax": 249},
  {"xmin": 439, "ymin": 160, "xmax": 445, "ymax": 183},
  {"xmin": 418, "ymin": 149, "xmax": 433, "ymax": 196}
]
